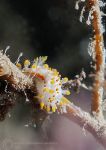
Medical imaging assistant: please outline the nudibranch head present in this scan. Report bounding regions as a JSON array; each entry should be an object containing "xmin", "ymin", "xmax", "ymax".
[{"xmin": 19, "ymin": 56, "xmax": 70, "ymax": 113}]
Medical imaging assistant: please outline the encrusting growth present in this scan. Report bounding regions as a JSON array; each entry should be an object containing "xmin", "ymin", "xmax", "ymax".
[
  {"xmin": 89, "ymin": 0, "xmax": 105, "ymax": 117},
  {"xmin": 76, "ymin": 0, "xmax": 106, "ymax": 117}
]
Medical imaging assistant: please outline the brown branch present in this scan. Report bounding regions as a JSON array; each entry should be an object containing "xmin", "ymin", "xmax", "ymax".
[
  {"xmin": 0, "ymin": 51, "xmax": 36, "ymax": 92},
  {"xmin": 0, "ymin": 50, "xmax": 106, "ymax": 148},
  {"xmin": 88, "ymin": 0, "xmax": 105, "ymax": 117},
  {"xmin": 64, "ymin": 103, "xmax": 106, "ymax": 149},
  {"xmin": 62, "ymin": 70, "xmax": 87, "ymax": 92}
]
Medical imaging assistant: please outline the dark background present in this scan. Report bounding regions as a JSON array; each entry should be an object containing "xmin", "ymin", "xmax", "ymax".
[
  {"xmin": 0, "ymin": 0, "xmax": 99, "ymax": 78},
  {"xmin": 0, "ymin": 0, "xmax": 105, "ymax": 78}
]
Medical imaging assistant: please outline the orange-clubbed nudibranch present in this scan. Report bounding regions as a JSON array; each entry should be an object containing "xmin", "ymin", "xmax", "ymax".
[{"xmin": 17, "ymin": 56, "xmax": 71, "ymax": 113}]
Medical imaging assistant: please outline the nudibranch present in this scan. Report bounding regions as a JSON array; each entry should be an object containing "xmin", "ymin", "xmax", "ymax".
[{"xmin": 16, "ymin": 56, "xmax": 71, "ymax": 113}]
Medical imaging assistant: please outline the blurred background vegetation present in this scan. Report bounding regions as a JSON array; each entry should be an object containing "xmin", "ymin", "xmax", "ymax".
[
  {"xmin": 0, "ymin": 0, "xmax": 96, "ymax": 77},
  {"xmin": 0, "ymin": 0, "xmax": 105, "ymax": 76}
]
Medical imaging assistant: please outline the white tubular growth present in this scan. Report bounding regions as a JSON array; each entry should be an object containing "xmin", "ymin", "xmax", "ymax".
[{"xmin": 75, "ymin": 0, "xmax": 86, "ymax": 10}]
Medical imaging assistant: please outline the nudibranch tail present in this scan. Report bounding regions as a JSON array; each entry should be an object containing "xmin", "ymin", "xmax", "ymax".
[{"xmin": 17, "ymin": 56, "xmax": 71, "ymax": 113}]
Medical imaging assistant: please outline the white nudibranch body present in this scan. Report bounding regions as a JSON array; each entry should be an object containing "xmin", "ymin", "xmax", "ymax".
[{"xmin": 20, "ymin": 57, "xmax": 71, "ymax": 113}]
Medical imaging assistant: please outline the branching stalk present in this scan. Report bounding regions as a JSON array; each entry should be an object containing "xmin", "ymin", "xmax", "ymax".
[{"xmin": 65, "ymin": 104, "xmax": 106, "ymax": 148}]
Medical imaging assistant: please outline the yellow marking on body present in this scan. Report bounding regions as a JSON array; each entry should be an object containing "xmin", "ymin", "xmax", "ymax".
[
  {"xmin": 52, "ymin": 69, "xmax": 59, "ymax": 76},
  {"xmin": 52, "ymin": 106, "xmax": 56, "ymax": 112},
  {"xmin": 38, "ymin": 94, "xmax": 44, "ymax": 99},
  {"xmin": 49, "ymin": 89, "xmax": 54, "ymax": 94},
  {"xmin": 16, "ymin": 63, "xmax": 22, "ymax": 68},
  {"xmin": 61, "ymin": 96, "xmax": 70, "ymax": 105},
  {"xmin": 53, "ymin": 72, "xmax": 59, "ymax": 76},
  {"xmin": 40, "ymin": 102, "xmax": 44, "ymax": 109},
  {"xmin": 41, "ymin": 56, "xmax": 48, "ymax": 63},
  {"xmin": 31, "ymin": 63, "xmax": 37, "ymax": 69},
  {"xmin": 65, "ymin": 90, "xmax": 71, "ymax": 95},
  {"xmin": 34, "ymin": 57, "xmax": 39, "ymax": 65},
  {"xmin": 43, "ymin": 87, "xmax": 49, "ymax": 92},
  {"xmin": 63, "ymin": 77, "xmax": 68, "ymax": 82},
  {"xmin": 50, "ymin": 79, "xmax": 55, "ymax": 85},
  {"xmin": 44, "ymin": 64, "xmax": 49, "ymax": 69},
  {"xmin": 49, "ymin": 97, "xmax": 54, "ymax": 102},
  {"xmin": 24, "ymin": 59, "xmax": 30, "ymax": 66},
  {"xmin": 59, "ymin": 101, "xmax": 63, "ymax": 106},
  {"xmin": 46, "ymin": 106, "xmax": 50, "ymax": 112}
]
